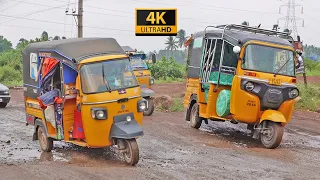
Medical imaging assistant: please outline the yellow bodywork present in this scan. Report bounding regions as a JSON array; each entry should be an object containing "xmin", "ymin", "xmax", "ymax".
[
  {"xmin": 25, "ymin": 54, "xmax": 144, "ymax": 148},
  {"xmin": 184, "ymin": 40, "xmax": 297, "ymax": 126},
  {"xmin": 133, "ymin": 69, "xmax": 151, "ymax": 89}
]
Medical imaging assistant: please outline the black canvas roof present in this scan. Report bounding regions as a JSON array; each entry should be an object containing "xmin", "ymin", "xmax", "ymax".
[
  {"xmin": 22, "ymin": 37, "xmax": 125, "ymax": 61},
  {"xmin": 121, "ymin": 46, "xmax": 135, "ymax": 52},
  {"xmin": 193, "ymin": 28, "xmax": 293, "ymax": 47}
]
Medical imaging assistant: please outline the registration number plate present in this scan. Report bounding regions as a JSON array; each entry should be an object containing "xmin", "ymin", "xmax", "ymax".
[{"xmin": 269, "ymin": 78, "xmax": 282, "ymax": 86}]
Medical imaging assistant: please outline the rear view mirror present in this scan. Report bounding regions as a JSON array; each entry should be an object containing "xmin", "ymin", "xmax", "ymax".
[{"xmin": 152, "ymin": 54, "xmax": 156, "ymax": 64}]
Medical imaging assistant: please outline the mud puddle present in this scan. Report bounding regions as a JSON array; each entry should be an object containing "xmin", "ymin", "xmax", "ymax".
[{"xmin": 198, "ymin": 120, "xmax": 320, "ymax": 150}]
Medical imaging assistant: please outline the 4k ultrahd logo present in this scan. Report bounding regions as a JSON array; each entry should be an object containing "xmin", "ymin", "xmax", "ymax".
[{"xmin": 135, "ymin": 8, "xmax": 177, "ymax": 36}]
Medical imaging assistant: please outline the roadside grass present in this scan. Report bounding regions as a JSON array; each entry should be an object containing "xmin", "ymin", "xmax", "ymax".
[
  {"xmin": 155, "ymin": 78, "xmax": 184, "ymax": 84},
  {"xmin": 156, "ymin": 97, "xmax": 185, "ymax": 112},
  {"xmin": 1, "ymin": 80, "xmax": 23, "ymax": 88},
  {"xmin": 296, "ymin": 83, "xmax": 320, "ymax": 111}
]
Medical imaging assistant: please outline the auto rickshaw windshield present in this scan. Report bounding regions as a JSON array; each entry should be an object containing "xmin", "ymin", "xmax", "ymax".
[
  {"xmin": 242, "ymin": 44, "xmax": 295, "ymax": 76},
  {"xmin": 129, "ymin": 56, "xmax": 148, "ymax": 70},
  {"xmin": 80, "ymin": 58, "xmax": 139, "ymax": 94}
]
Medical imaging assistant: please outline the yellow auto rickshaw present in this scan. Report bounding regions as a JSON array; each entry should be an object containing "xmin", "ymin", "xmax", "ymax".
[
  {"xmin": 121, "ymin": 46, "xmax": 156, "ymax": 116},
  {"xmin": 22, "ymin": 38, "xmax": 147, "ymax": 165},
  {"xmin": 184, "ymin": 24, "xmax": 300, "ymax": 149}
]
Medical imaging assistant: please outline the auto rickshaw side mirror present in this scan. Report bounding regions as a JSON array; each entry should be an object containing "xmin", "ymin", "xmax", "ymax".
[{"xmin": 152, "ymin": 53, "xmax": 156, "ymax": 64}]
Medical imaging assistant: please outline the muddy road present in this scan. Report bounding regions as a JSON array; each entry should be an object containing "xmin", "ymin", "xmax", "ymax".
[{"xmin": 0, "ymin": 85, "xmax": 320, "ymax": 180}]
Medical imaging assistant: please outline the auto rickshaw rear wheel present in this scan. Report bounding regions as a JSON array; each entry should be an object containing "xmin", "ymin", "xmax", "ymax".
[
  {"xmin": 260, "ymin": 121, "xmax": 284, "ymax": 149},
  {"xmin": 37, "ymin": 126, "xmax": 53, "ymax": 152},
  {"xmin": 143, "ymin": 98, "xmax": 154, "ymax": 116},
  {"xmin": 190, "ymin": 103, "xmax": 203, "ymax": 129},
  {"xmin": 123, "ymin": 139, "xmax": 139, "ymax": 166}
]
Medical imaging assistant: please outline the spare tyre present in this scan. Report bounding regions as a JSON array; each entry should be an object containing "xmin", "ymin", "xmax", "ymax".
[{"xmin": 216, "ymin": 90, "xmax": 231, "ymax": 117}]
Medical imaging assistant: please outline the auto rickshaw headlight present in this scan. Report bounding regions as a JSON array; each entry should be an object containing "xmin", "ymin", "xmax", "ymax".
[
  {"xmin": 126, "ymin": 116, "xmax": 132, "ymax": 122},
  {"xmin": 245, "ymin": 82, "xmax": 255, "ymax": 91},
  {"xmin": 138, "ymin": 100, "xmax": 147, "ymax": 112},
  {"xmin": 289, "ymin": 88, "xmax": 299, "ymax": 98},
  {"xmin": 91, "ymin": 108, "xmax": 107, "ymax": 120}
]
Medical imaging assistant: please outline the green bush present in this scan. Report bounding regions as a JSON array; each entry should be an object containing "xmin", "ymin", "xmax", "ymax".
[
  {"xmin": 149, "ymin": 56, "xmax": 185, "ymax": 81},
  {"xmin": 296, "ymin": 83, "xmax": 320, "ymax": 111}
]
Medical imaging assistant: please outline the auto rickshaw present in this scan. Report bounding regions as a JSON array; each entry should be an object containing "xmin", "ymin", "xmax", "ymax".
[
  {"xmin": 121, "ymin": 46, "xmax": 156, "ymax": 116},
  {"xmin": 184, "ymin": 24, "xmax": 300, "ymax": 149},
  {"xmin": 22, "ymin": 38, "xmax": 147, "ymax": 165}
]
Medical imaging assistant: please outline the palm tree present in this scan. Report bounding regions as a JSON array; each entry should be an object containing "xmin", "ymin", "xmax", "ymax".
[
  {"xmin": 165, "ymin": 36, "xmax": 178, "ymax": 51},
  {"xmin": 176, "ymin": 29, "xmax": 186, "ymax": 48}
]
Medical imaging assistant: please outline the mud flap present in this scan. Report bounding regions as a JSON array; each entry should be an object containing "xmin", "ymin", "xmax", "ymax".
[
  {"xmin": 109, "ymin": 113, "xmax": 144, "ymax": 139},
  {"xmin": 141, "ymin": 88, "xmax": 155, "ymax": 98}
]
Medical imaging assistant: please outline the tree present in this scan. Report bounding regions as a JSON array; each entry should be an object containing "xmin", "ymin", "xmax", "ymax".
[
  {"xmin": 0, "ymin": 37, "xmax": 13, "ymax": 53},
  {"xmin": 16, "ymin": 38, "xmax": 29, "ymax": 49},
  {"xmin": 176, "ymin": 29, "xmax": 186, "ymax": 48},
  {"xmin": 53, "ymin": 36, "xmax": 61, "ymax": 40},
  {"xmin": 41, "ymin": 31, "xmax": 49, "ymax": 41},
  {"xmin": 241, "ymin": 21, "xmax": 249, "ymax": 26},
  {"xmin": 165, "ymin": 36, "xmax": 178, "ymax": 51}
]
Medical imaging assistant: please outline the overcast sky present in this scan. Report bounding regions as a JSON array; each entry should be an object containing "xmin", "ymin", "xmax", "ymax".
[{"xmin": 0, "ymin": 0, "xmax": 319, "ymax": 52}]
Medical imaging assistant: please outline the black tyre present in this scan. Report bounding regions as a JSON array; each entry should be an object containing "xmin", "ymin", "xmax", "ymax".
[
  {"xmin": 189, "ymin": 103, "xmax": 203, "ymax": 129},
  {"xmin": 123, "ymin": 139, "xmax": 139, "ymax": 166},
  {"xmin": 143, "ymin": 98, "xmax": 154, "ymax": 116},
  {"xmin": 260, "ymin": 121, "xmax": 284, "ymax": 149},
  {"xmin": 0, "ymin": 103, "xmax": 7, "ymax": 108},
  {"xmin": 37, "ymin": 126, "xmax": 53, "ymax": 152}
]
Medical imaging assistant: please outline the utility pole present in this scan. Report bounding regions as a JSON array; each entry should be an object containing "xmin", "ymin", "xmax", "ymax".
[
  {"xmin": 66, "ymin": 0, "xmax": 83, "ymax": 38},
  {"xmin": 78, "ymin": 0, "xmax": 83, "ymax": 38},
  {"xmin": 278, "ymin": 0, "xmax": 304, "ymax": 40}
]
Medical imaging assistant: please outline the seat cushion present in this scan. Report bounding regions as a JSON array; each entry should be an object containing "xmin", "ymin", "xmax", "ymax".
[{"xmin": 209, "ymin": 71, "xmax": 234, "ymax": 86}]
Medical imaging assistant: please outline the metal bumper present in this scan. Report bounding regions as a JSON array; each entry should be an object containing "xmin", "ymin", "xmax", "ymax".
[
  {"xmin": 109, "ymin": 113, "xmax": 144, "ymax": 139},
  {"xmin": 141, "ymin": 88, "xmax": 155, "ymax": 98},
  {"xmin": 0, "ymin": 95, "xmax": 11, "ymax": 103}
]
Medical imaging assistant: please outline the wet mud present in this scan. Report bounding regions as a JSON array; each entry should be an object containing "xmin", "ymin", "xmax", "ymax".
[{"xmin": 0, "ymin": 87, "xmax": 319, "ymax": 179}]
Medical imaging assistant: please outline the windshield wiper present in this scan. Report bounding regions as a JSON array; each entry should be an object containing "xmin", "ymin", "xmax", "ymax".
[
  {"xmin": 102, "ymin": 63, "xmax": 112, "ymax": 93},
  {"xmin": 274, "ymin": 58, "xmax": 291, "ymax": 77}
]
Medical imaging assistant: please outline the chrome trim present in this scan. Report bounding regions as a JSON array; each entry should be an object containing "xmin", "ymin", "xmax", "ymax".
[
  {"xmin": 238, "ymin": 75, "xmax": 297, "ymax": 87},
  {"xmin": 0, "ymin": 95, "xmax": 11, "ymax": 98},
  {"xmin": 188, "ymin": 66, "xmax": 200, "ymax": 68},
  {"xmin": 237, "ymin": 75, "xmax": 268, "ymax": 83},
  {"xmin": 82, "ymin": 95, "xmax": 141, "ymax": 105}
]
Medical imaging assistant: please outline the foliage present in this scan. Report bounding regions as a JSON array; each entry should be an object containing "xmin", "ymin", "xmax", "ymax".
[
  {"xmin": 0, "ymin": 37, "xmax": 13, "ymax": 53},
  {"xmin": 156, "ymin": 49, "xmax": 186, "ymax": 64},
  {"xmin": 296, "ymin": 83, "xmax": 320, "ymax": 111},
  {"xmin": 148, "ymin": 56, "xmax": 185, "ymax": 81},
  {"xmin": 0, "ymin": 32, "xmax": 65, "ymax": 87}
]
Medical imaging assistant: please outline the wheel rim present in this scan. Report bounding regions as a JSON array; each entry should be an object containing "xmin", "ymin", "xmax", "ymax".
[
  {"xmin": 123, "ymin": 140, "xmax": 132, "ymax": 161},
  {"xmin": 263, "ymin": 123, "xmax": 275, "ymax": 142},
  {"xmin": 38, "ymin": 128, "xmax": 47, "ymax": 149}
]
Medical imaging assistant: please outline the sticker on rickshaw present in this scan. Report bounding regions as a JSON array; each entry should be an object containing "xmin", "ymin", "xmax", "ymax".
[{"xmin": 269, "ymin": 78, "xmax": 282, "ymax": 86}]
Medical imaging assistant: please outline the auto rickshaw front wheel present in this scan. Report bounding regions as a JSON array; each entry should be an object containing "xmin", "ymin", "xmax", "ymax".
[
  {"xmin": 260, "ymin": 121, "xmax": 284, "ymax": 149},
  {"xmin": 143, "ymin": 98, "xmax": 154, "ymax": 116},
  {"xmin": 122, "ymin": 139, "xmax": 139, "ymax": 166},
  {"xmin": 37, "ymin": 126, "xmax": 53, "ymax": 152}
]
